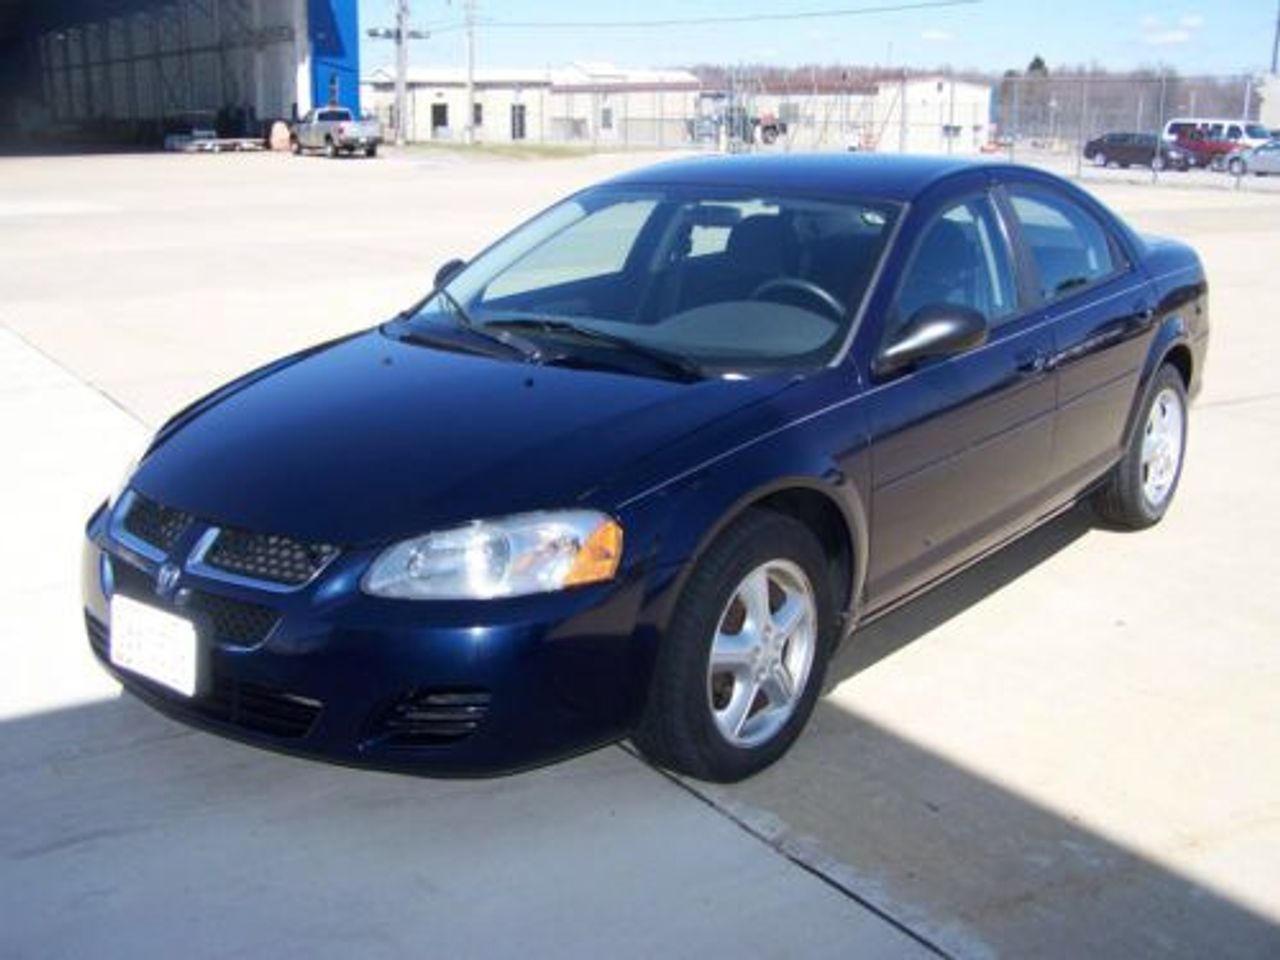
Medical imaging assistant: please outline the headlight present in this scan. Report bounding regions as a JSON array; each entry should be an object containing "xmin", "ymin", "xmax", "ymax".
[{"xmin": 362, "ymin": 510, "xmax": 624, "ymax": 600}]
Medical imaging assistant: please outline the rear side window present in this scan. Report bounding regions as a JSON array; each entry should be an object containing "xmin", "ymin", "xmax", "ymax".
[
  {"xmin": 1008, "ymin": 190, "xmax": 1119, "ymax": 301},
  {"xmin": 319, "ymin": 109, "xmax": 350, "ymax": 122}
]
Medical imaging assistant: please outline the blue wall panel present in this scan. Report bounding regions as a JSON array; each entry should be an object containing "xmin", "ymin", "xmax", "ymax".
[{"xmin": 308, "ymin": 0, "xmax": 361, "ymax": 113}]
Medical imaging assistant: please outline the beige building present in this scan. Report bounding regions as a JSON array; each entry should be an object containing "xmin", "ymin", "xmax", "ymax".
[
  {"xmin": 1261, "ymin": 74, "xmax": 1280, "ymax": 131},
  {"xmin": 751, "ymin": 76, "xmax": 994, "ymax": 154},
  {"xmin": 362, "ymin": 62, "xmax": 701, "ymax": 146}
]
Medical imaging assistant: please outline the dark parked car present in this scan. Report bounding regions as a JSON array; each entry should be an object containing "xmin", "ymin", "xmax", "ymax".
[
  {"xmin": 83, "ymin": 155, "xmax": 1208, "ymax": 782},
  {"xmin": 1083, "ymin": 132, "xmax": 1191, "ymax": 170}
]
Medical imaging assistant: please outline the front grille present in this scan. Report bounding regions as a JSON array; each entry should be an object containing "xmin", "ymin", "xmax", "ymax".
[
  {"xmin": 121, "ymin": 493, "xmax": 191, "ymax": 554},
  {"xmin": 186, "ymin": 591, "xmax": 278, "ymax": 647},
  {"xmin": 375, "ymin": 689, "xmax": 492, "ymax": 747},
  {"xmin": 202, "ymin": 527, "xmax": 337, "ymax": 587}
]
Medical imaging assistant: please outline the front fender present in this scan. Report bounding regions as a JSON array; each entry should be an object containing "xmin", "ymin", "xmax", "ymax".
[{"xmin": 614, "ymin": 392, "xmax": 872, "ymax": 637}]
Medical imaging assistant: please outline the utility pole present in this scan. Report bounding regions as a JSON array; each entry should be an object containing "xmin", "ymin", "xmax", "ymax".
[
  {"xmin": 464, "ymin": 0, "xmax": 478, "ymax": 144},
  {"xmin": 368, "ymin": 1, "xmax": 429, "ymax": 146}
]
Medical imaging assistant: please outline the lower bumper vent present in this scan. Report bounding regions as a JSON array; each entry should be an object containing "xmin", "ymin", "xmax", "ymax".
[{"xmin": 376, "ymin": 689, "xmax": 492, "ymax": 747}]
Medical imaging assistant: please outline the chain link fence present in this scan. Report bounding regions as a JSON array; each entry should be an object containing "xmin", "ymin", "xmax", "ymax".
[{"xmin": 989, "ymin": 72, "xmax": 1276, "ymax": 189}]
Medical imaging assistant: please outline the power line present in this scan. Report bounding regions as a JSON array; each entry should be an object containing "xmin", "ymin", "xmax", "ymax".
[{"xmin": 475, "ymin": 0, "xmax": 980, "ymax": 31}]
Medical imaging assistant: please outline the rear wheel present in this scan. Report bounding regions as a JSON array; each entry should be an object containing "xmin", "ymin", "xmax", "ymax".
[
  {"xmin": 324, "ymin": 137, "xmax": 337, "ymax": 159},
  {"xmin": 1094, "ymin": 152, "xmax": 1108, "ymax": 168},
  {"xmin": 1094, "ymin": 364, "xmax": 1188, "ymax": 529},
  {"xmin": 365, "ymin": 144, "xmax": 378, "ymax": 158},
  {"xmin": 290, "ymin": 137, "xmax": 301, "ymax": 155},
  {"xmin": 1228, "ymin": 156, "xmax": 1245, "ymax": 176},
  {"xmin": 632, "ymin": 510, "xmax": 837, "ymax": 782}
]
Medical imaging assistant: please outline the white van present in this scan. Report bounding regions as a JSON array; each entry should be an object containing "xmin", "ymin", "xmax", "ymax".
[{"xmin": 1162, "ymin": 118, "xmax": 1273, "ymax": 148}]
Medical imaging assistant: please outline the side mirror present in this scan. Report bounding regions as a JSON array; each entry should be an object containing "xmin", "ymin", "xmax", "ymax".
[
  {"xmin": 874, "ymin": 303, "xmax": 988, "ymax": 378},
  {"xmin": 434, "ymin": 258, "xmax": 466, "ymax": 290}
]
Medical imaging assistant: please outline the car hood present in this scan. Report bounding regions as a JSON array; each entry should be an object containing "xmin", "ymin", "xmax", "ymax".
[{"xmin": 132, "ymin": 329, "xmax": 792, "ymax": 545}]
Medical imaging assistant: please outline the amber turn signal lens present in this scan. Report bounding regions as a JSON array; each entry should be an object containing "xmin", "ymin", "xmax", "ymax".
[{"xmin": 564, "ymin": 519, "xmax": 624, "ymax": 587}]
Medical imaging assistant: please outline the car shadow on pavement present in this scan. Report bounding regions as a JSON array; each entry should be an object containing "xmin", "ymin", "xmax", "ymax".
[
  {"xmin": 828, "ymin": 503, "xmax": 1096, "ymax": 690},
  {"xmin": 0, "ymin": 693, "xmax": 912, "ymax": 959}
]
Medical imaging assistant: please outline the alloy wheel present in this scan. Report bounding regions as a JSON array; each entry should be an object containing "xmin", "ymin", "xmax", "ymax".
[
  {"xmin": 707, "ymin": 560, "xmax": 817, "ymax": 748},
  {"xmin": 1141, "ymin": 387, "xmax": 1184, "ymax": 508}
]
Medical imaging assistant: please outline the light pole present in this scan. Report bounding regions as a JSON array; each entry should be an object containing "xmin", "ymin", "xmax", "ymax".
[{"xmin": 367, "ymin": 1, "xmax": 429, "ymax": 146}]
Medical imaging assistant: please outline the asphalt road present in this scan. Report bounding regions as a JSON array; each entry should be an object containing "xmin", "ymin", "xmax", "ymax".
[{"xmin": 1, "ymin": 148, "xmax": 1277, "ymax": 958}]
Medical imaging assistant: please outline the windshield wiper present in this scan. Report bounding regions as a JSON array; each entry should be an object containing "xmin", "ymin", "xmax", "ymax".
[
  {"xmin": 485, "ymin": 317, "xmax": 704, "ymax": 381},
  {"xmin": 432, "ymin": 289, "xmax": 545, "ymax": 362}
]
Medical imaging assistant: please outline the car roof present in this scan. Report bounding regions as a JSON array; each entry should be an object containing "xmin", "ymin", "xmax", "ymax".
[{"xmin": 601, "ymin": 153, "xmax": 990, "ymax": 203}]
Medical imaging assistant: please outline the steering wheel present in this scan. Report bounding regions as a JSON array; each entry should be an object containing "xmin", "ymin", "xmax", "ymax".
[{"xmin": 750, "ymin": 277, "xmax": 845, "ymax": 321}]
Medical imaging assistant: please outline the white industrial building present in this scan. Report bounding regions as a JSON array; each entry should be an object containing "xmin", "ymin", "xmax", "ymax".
[
  {"xmin": 364, "ymin": 65, "xmax": 992, "ymax": 155},
  {"xmin": 750, "ymin": 76, "xmax": 994, "ymax": 154},
  {"xmin": 362, "ymin": 62, "xmax": 701, "ymax": 147}
]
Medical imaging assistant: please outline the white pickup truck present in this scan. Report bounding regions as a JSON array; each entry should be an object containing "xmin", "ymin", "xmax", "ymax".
[{"xmin": 291, "ymin": 107, "xmax": 382, "ymax": 158}]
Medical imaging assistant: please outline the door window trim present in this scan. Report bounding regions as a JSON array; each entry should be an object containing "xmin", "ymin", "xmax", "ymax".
[
  {"xmin": 883, "ymin": 188, "xmax": 1027, "ymax": 345},
  {"xmin": 998, "ymin": 182, "xmax": 1135, "ymax": 308}
]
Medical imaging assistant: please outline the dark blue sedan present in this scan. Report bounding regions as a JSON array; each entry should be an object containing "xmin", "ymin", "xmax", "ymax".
[{"xmin": 82, "ymin": 155, "xmax": 1208, "ymax": 781}]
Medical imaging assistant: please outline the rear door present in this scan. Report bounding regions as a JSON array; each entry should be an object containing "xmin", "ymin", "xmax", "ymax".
[
  {"xmin": 1001, "ymin": 182, "xmax": 1154, "ymax": 500},
  {"xmin": 863, "ymin": 182, "xmax": 1057, "ymax": 607}
]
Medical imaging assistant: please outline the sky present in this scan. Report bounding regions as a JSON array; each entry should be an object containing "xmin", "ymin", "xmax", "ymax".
[{"xmin": 356, "ymin": 0, "xmax": 1276, "ymax": 78}]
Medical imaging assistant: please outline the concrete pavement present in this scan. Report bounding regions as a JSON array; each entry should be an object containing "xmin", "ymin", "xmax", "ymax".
[{"xmin": 2, "ymin": 149, "xmax": 1278, "ymax": 957}]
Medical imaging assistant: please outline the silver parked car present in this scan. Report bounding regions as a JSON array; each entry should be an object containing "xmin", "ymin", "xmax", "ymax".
[
  {"xmin": 1228, "ymin": 139, "xmax": 1280, "ymax": 176},
  {"xmin": 291, "ymin": 107, "xmax": 382, "ymax": 158}
]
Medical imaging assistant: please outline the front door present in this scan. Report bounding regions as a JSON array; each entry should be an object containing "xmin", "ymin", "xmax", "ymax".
[
  {"xmin": 431, "ymin": 103, "xmax": 449, "ymax": 138},
  {"xmin": 511, "ymin": 104, "xmax": 527, "ymax": 141},
  {"xmin": 864, "ymin": 190, "xmax": 1057, "ymax": 607}
]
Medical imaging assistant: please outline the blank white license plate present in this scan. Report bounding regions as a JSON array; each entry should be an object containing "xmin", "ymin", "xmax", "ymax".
[{"xmin": 110, "ymin": 595, "xmax": 198, "ymax": 697}]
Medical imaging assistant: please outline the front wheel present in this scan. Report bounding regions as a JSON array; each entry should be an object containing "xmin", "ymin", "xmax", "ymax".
[
  {"xmin": 632, "ymin": 510, "xmax": 837, "ymax": 782},
  {"xmin": 1094, "ymin": 152, "xmax": 1108, "ymax": 168},
  {"xmin": 365, "ymin": 144, "xmax": 378, "ymax": 158},
  {"xmin": 324, "ymin": 138, "xmax": 337, "ymax": 159},
  {"xmin": 290, "ymin": 137, "xmax": 301, "ymax": 155},
  {"xmin": 1094, "ymin": 364, "xmax": 1188, "ymax": 529},
  {"xmin": 1228, "ymin": 157, "xmax": 1245, "ymax": 176}
]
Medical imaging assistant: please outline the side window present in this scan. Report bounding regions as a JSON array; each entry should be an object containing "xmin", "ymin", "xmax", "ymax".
[
  {"xmin": 893, "ymin": 196, "xmax": 1018, "ymax": 331},
  {"xmin": 482, "ymin": 199, "xmax": 657, "ymax": 300},
  {"xmin": 1008, "ymin": 190, "xmax": 1119, "ymax": 301}
]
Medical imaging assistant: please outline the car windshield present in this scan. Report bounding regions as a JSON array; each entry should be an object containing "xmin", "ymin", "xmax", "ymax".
[
  {"xmin": 403, "ymin": 185, "xmax": 900, "ymax": 377},
  {"xmin": 1245, "ymin": 124, "xmax": 1271, "ymax": 139}
]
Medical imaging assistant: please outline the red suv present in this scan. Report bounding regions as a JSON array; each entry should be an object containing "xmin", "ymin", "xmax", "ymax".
[{"xmin": 1174, "ymin": 132, "xmax": 1246, "ymax": 171}]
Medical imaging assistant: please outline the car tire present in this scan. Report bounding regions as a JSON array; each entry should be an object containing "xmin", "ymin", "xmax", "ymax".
[
  {"xmin": 1094, "ymin": 152, "xmax": 1108, "ymax": 168},
  {"xmin": 1151, "ymin": 155, "xmax": 1165, "ymax": 171},
  {"xmin": 366, "ymin": 144, "xmax": 378, "ymax": 158},
  {"xmin": 632, "ymin": 509, "xmax": 838, "ymax": 782},
  {"xmin": 290, "ymin": 138, "xmax": 301, "ymax": 155},
  {"xmin": 1094, "ymin": 364, "xmax": 1188, "ymax": 529},
  {"xmin": 1228, "ymin": 157, "xmax": 1245, "ymax": 176},
  {"xmin": 325, "ymin": 138, "xmax": 337, "ymax": 159}
]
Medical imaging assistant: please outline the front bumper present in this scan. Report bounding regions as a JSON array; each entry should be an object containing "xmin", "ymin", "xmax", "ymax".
[{"xmin": 82, "ymin": 503, "xmax": 657, "ymax": 776}]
